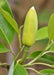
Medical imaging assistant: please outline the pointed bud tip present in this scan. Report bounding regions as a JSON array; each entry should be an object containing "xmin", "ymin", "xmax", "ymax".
[{"xmin": 31, "ymin": 6, "xmax": 35, "ymax": 10}]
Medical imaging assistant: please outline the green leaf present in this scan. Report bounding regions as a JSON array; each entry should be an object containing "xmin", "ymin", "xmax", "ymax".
[
  {"xmin": 0, "ymin": 42, "xmax": 8, "ymax": 53},
  {"xmin": 0, "ymin": 0, "xmax": 4, "ymax": 7},
  {"xmin": 13, "ymin": 63, "xmax": 28, "ymax": 75},
  {"xmin": 0, "ymin": 0, "xmax": 15, "ymax": 44},
  {"xmin": 0, "ymin": 26, "xmax": 9, "ymax": 53},
  {"xmin": 48, "ymin": 14, "xmax": 54, "ymax": 40},
  {"xmin": 29, "ymin": 51, "xmax": 54, "ymax": 65},
  {"xmin": 29, "ymin": 51, "xmax": 41, "ymax": 59},
  {"xmin": 40, "ymin": 69, "xmax": 54, "ymax": 75},
  {"xmin": 0, "ymin": 0, "xmax": 13, "ymax": 17},
  {"xmin": 51, "ymin": 65, "xmax": 54, "ymax": 68},
  {"xmin": 0, "ymin": 26, "xmax": 10, "ymax": 45},
  {"xmin": 8, "ymin": 61, "xmax": 14, "ymax": 75},
  {"xmin": 50, "ymin": 44, "xmax": 54, "ymax": 53},
  {"xmin": 0, "ymin": 7, "xmax": 19, "ymax": 34},
  {"xmin": 36, "ymin": 26, "xmax": 48, "ymax": 40}
]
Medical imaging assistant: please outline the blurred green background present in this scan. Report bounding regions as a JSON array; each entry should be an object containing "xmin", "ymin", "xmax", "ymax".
[{"xmin": 0, "ymin": 0, "xmax": 54, "ymax": 75}]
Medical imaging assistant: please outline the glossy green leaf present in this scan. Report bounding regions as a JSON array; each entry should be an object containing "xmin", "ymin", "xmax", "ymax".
[
  {"xmin": 0, "ymin": 42, "xmax": 8, "ymax": 53},
  {"xmin": 0, "ymin": 7, "xmax": 19, "ymax": 34},
  {"xmin": 0, "ymin": 0, "xmax": 13, "ymax": 17},
  {"xmin": 0, "ymin": 0, "xmax": 15, "ymax": 44},
  {"xmin": 29, "ymin": 51, "xmax": 54, "ymax": 64},
  {"xmin": 29, "ymin": 51, "xmax": 41, "ymax": 59},
  {"xmin": 40, "ymin": 69, "xmax": 54, "ymax": 75},
  {"xmin": 50, "ymin": 44, "xmax": 54, "ymax": 53},
  {"xmin": 13, "ymin": 63, "xmax": 28, "ymax": 75},
  {"xmin": 36, "ymin": 26, "xmax": 48, "ymax": 40},
  {"xmin": 48, "ymin": 14, "xmax": 54, "ymax": 40},
  {"xmin": 8, "ymin": 62, "xmax": 14, "ymax": 75},
  {"xmin": 0, "ymin": 26, "xmax": 10, "ymax": 44}
]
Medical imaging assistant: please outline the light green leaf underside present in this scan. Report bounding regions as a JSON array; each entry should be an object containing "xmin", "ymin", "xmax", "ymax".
[
  {"xmin": 40, "ymin": 69, "xmax": 54, "ymax": 75},
  {"xmin": 48, "ymin": 13, "xmax": 54, "ymax": 40},
  {"xmin": 36, "ymin": 26, "xmax": 48, "ymax": 40}
]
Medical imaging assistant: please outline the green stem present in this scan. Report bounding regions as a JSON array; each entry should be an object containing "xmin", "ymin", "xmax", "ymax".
[
  {"xmin": 17, "ymin": 25, "xmax": 23, "ymax": 51},
  {"xmin": 0, "ymin": 63, "xmax": 8, "ymax": 67},
  {"xmin": 27, "ymin": 50, "xmax": 47, "ymax": 65},
  {"xmin": 15, "ymin": 46, "xmax": 24, "ymax": 61},
  {"xmin": 14, "ymin": 26, "xmax": 23, "ymax": 61},
  {"xmin": 15, "ymin": 25, "xmax": 23, "ymax": 61},
  {"xmin": 24, "ymin": 62, "xmax": 52, "ymax": 68},
  {"xmin": 8, "ymin": 49, "xmax": 15, "ymax": 60},
  {"xmin": 31, "ymin": 63, "xmax": 52, "ymax": 67},
  {"xmin": 26, "ymin": 67, "xmax": 40, "ymax": 74},
  {"xmin": 26, "ymin": 40, "xmax": 51, "ymax": 65},
  {"xmin": 17, "ymin": 34, "xmax": 21, "ymax": 51},
  {"xmin": 20, "ymin": 46, "xmax": 30, "ymax": 64},
  {"xmin": 20, "ymin": 50, "xmax": 28, "ymax": 64}
]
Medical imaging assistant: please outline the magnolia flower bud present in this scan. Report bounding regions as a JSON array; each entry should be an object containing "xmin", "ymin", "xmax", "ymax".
[{"xmin": 22, "ymin": 6, "xmax": 38, "ymax": 46}]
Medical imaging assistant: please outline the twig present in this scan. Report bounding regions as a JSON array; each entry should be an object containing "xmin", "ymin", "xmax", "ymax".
[{"xmin": 26, "ymin": 67, "xmax": 40, "ymax": 74}]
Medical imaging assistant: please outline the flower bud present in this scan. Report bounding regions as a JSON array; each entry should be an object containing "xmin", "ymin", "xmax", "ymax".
[{"xmin": 22, "ymin": 6, "xmax": 38, "ymax": 46}]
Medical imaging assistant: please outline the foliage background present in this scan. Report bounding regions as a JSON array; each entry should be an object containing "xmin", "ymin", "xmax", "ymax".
[{"xmin": 0, "ymin": 0, "xmax": 54, "ymax": 75}]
